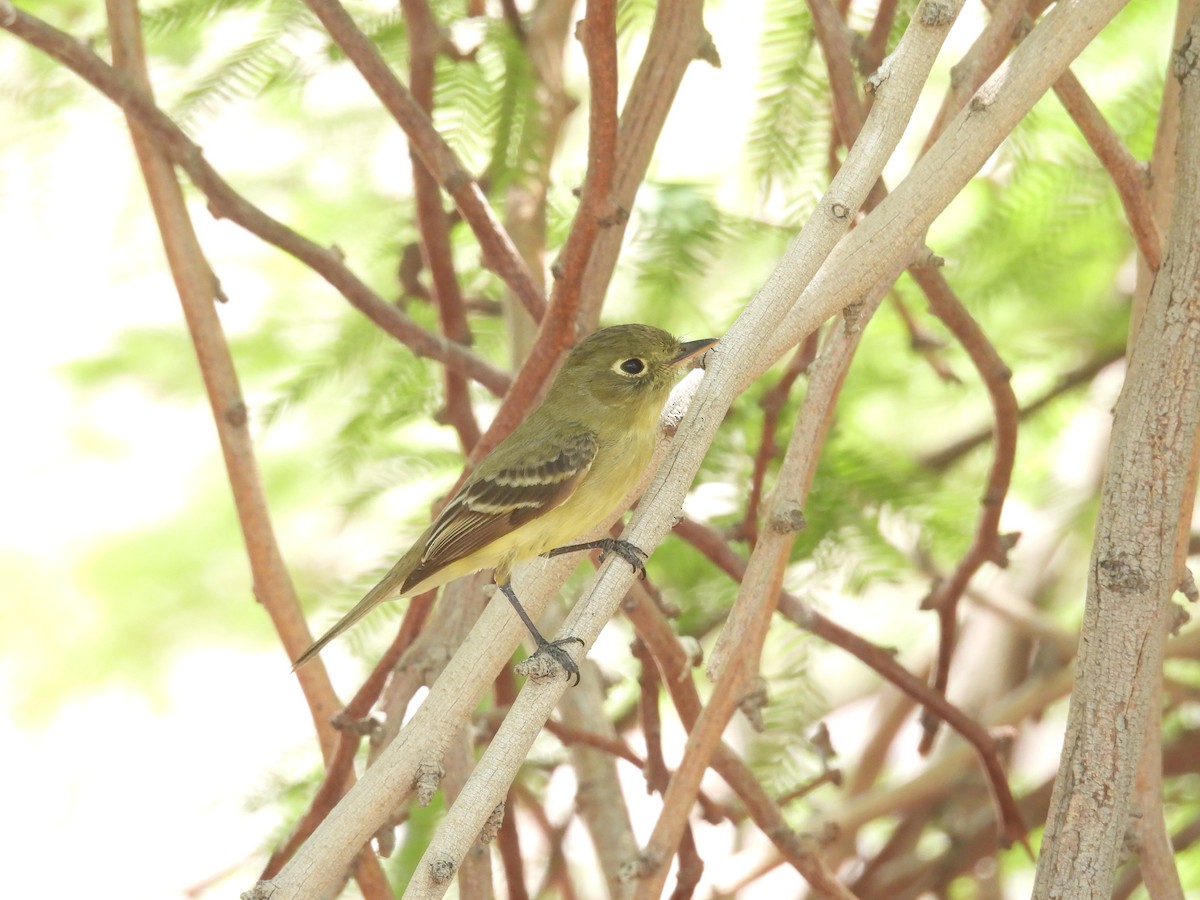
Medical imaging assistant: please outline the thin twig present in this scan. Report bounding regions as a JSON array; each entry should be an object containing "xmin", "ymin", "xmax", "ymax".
[
  {"xmin": 674, "ymin": 517, "xmax": 1029, "ymax": 850},
  {"xmin": 261, "ymin": 591, "xmax": 435, "ymax": 877},
  {"xmin": 859, "ymin": 0, "xmax": 900, "ymax": 76},
  {"xmin": 1051, "ymin": 69, "xmax": 1162, "ymax": 271},
  {"xmin": 495, "ymin": 788, "xmax": 530, "ymax": 900},
  {"xmin": 887, "ymin": 290, "xmax": 962, "ymax": 384},
  {"xmin": 738, "ymin": 336, "xmax": 817, "ymax": 546},
  {"xmin": 303, "ymin": 0, "xmax": 547, "ymax": 321},
  {"xmin": 454, "ymin": 0, "xmax": 622, "ymax": 480},
  {"xmin": 669, "ymin": 825, "xmax": 704, "ymax": 900},
  {"xmin": 575, "ymin": 0, "xmax": 714, "ymax": 324},
  {"xmin": 0, "ymin": 6, "xmax": 512, "ymax": 397},
  {"xmin": 919, "ymin": 346, "xmax": 1124, "ymax": 469},
  {"xmin": 102, "ymin": 0, "xmax": 389, "ymax": 895},
  {"xmin": 631, "ymin": 637, "xmax": 671, "ymax": 793},
  {"xmin": 402, "ymin": 0, "xmax": 481, "ymax": 452},
  {"xmin": 542, "ymin": 719, "xmax": 645, "ymax": 768},
  {"xmin": 912, "ymin": 266, "xmax": 1018, "ymax": 752}
]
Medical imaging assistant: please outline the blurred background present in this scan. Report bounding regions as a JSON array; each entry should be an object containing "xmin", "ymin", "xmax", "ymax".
[{"xmin": 2, "ymin": 0, "xmax": 1195, "ymax": 897}]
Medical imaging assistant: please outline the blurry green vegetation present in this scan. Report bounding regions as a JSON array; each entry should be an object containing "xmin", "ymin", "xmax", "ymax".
[{"xmin": 3, "ymin": 0, "xmax": 1194, "ymax": 893}]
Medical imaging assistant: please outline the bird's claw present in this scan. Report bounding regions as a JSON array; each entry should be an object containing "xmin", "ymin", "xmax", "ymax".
[
  {"xmin": 524, "ymin": 636, "xmax": 585, "ymax": 686},
  {"xmin": 599, "ymin": 539, "xmax": 648, "ymax": 579}
]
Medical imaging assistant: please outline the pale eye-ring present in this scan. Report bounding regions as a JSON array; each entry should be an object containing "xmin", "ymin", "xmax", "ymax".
[{"xmin": 614, "ymin": 357, "xmax": 646, "ymax": 376}]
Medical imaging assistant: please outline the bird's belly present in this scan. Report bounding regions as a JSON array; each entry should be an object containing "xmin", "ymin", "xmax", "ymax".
[{"xmin": 518, "ymin": 428, "xmax": 654, "ymax": 559}]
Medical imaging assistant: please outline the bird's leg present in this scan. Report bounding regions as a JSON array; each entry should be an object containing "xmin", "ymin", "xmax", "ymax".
[
  {"xmin": 499, "ymin": 582, "xmax": 583, "ymax": 685},
  {"xmin": 545, "ymin": 538, "xmax": 648, "ymax": 578}
]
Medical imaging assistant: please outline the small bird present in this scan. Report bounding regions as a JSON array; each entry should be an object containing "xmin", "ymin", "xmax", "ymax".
[{"xmin": 293, "ymin": 324, "xmax": 718, "ymax": 682}]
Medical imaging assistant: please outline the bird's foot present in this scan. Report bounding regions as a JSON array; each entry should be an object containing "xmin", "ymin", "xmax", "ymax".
[
  {"xmin": 597, "ymin": 538, "xmax": 648, "ymax": 579},
  {"xmin": 516, "ymin": 636, "xmax": 585, "ymax": 685}
]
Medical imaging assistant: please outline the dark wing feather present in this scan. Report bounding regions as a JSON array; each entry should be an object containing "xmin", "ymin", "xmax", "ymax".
[{"xmin": 399, "ymin": 431, "xmax": 597, "ymax": 591}]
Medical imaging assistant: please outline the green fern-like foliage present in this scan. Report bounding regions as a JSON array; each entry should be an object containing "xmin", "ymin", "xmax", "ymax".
[{"xmin": 745, "ymin": 0, "xmax": 830, "ymax": 201}]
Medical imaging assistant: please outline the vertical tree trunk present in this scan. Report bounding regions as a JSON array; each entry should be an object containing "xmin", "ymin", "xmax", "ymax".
[{"xmin": 1033, "ymin": 14, "xmax": 1200, "ymax": 898}]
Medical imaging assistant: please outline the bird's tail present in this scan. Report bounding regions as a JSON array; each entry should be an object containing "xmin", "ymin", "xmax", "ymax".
[{"xmin": 291, "ymin": 563, "xmax": 411, "ymax": 670}]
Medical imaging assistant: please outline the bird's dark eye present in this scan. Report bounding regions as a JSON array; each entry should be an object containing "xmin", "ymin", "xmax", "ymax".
[{"xmin": 617, "ymin": 357, "xmax": 646, "ymax": 375}]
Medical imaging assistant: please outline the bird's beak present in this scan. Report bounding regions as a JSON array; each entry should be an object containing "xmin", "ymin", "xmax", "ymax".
[{"xmin": 670, "ymin": 337, "xmax": 719, "ymax": 368}]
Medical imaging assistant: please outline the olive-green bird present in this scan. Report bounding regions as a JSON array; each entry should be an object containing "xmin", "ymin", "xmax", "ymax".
[{"xmin": 293, "ymin": 324, "xmax": 717, "ymax": 681}]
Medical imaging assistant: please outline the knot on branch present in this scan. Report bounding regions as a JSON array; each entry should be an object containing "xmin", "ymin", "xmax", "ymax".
[
  {"xmin": 444, "ymin": 168, "xmax": 471, "ymax": 193},
  {"xmin": 515, "ymin": 651, "xmax": 575, "ymax": 682},
  {"xmin": 864, "ymin": 68, "xmax": 889, "ymax": 95},
  {"xmin": 1097, "ymin": 553, "xmax": 1151, "ymax": 594},
  {"xmin": 414, "ymin": 761, "xmax": 445, "ymax": 807},
  {"xmin": 678, "ymin": 635, "xmax": 704, "ymax": 669},
  {"xmin": 480, "ymin": 802, "xmax": 505, "ymax": 843},
  {"xmin": 225, "ymin": 400, "xmax": 248, "ymax": 427},
  {"xmin": 842, "ymin": 299, "xmax": 866, "ymax": 334},
  {"xmin": 240, "ymin": 885, "xmax": 276, "ymax": 900},
  {"xmin": 738, "ymin": 677, "xmax": 769, "ymax": 732},
  {"xmin": 827, "ymin": 199, "xmax": 854, "ymax": 221},
  {"xmin": 1174, "ymin": 31, "xmax": 1199, "ymax": 83},
  {"xmin": 596, "ymin": 203, "xmax": 630, "ymax": 229},
  {"xmin": 810, "ymin": 722, "xmax": 837, "ymax": 766},
  {"xmin": 988, "ymin": 725, "xmax": 1018, "ymax": 753},
  {"xmin": 618, "ymin": 849, "xmax": 664, "ymax": 881},
  {"xmin": 1177, "ymin": 567, "xmax": 1199, "ymax": 603},
  {"xmin": 770, "ymin": 503, "xmax": 807, "ymax": 534},
  {"xmin": 919, "ymin": 1, "xmax": 955, "ymax": 27},
  {"xmin": 969, "ymin": 92, "xmax": 994, "ymax": 113},
  {"xmin": 428, "ymin": 856, "xmax": 457, "ymax": 883},
  {"xmin": 1169, "ymin": 602, "xmax": 1191, "ymax": 636},
  {"xmin": 697, "ymin": 32, "xmax": 722, "ymax": 68},
  {"xmin": 330, "ymin": 711, "xmax": 381, "ymax": 736},
  {"xmin": 991, "ymin": 531, "xmax": 1021, "ymax": 566}
]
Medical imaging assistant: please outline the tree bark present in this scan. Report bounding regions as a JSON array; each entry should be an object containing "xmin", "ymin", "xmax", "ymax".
[{"xmin": 1032, "ymin": 13, "xmax": 1200, "ymax": 897}]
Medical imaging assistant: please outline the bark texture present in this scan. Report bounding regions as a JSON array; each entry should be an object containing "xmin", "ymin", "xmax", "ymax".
[{"xmin": 1033, "ymin": 15, "xmax": 1200, "ymax": 897}]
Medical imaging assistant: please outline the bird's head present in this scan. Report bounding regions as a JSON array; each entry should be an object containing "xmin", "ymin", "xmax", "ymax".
[{"xmin": 551, "ymin": 324, "xmax": 718, "ymax": 424}]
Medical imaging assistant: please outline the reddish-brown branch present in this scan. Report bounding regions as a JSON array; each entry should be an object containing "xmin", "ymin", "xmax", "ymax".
[
  {"xmin": 669, "ymin": 825, "xmax": 704, "ymax": 900},
  {"xmin": 302, "ymin": 0, "xmax": 547, "ymax": 322},
  {"xmin": 919, "ymin": 346, "xmax": 1124, "ymax": 470},
  {"xmin": 631, "ymin": 636, "xmax": 671, "ymax": 794},
  {"xmin": 542, "ymin": 719, "xmax": 645, "ymax": 769},
  {"xmin": 496, "ymin": 788, "xmax": 530, "ymax": 900},
  {"xmin": 806, "ymin": 0, "xmax": 1018, "ymax": 753},
  {"xmin": 456, "ymin": 0, "xmax": 622, "ymax": 475},
  {"xmin": 1112, "ymin": 817, "xmax": 1200, "ymax": 900},
  {"xmin": 0, "ymin": 7, "xmax": 513, "ymax": 398},
  {"xmin": 621, "ymin": 581, "xmax": 850, "ymax": 883},
  {"xmin": 575, "ymin": 0, "xmax": 713, "ymax": 324},
  {"xmin": 260, "ymin": 591, "xmax": 435, "ymax": 878},
  {"xmin": 808, "ymin": 0, "xmax": 864, "ymax": 151},
  {"xmin": 887, "ymin": 291, "xmax": 962, "ymax": 384},
  {"xmin": 512, "ymin": 783, "xmax": 579, "ymax": 900},
  {"xmin": 859, "ymin": 0, "xmax": 900, "ymax": 76},
  {"xmin": 923, "ymin": 0, "xmax": 1161, "ymax": 271},
  {"xmin": 100, "ymin": 2, "xmax": 395, "ymax": 895},
  {"xmin": 795, "ymin": 599, "xmax": 1029, "ymax": 850},
  {"xmin": 739, "ymin": 336, "xmax": 818, "ymax": 545},
  {"xmin": 402, "ymin": 0, "xmax": 481, "ymax": 452},
  {"xmin": 673, "ymin": 517, "xmax": 1029, "ymax": 850},
  {"xmin": 774, "ymin": 767, "xmax": 844, "ymax": 806},
  {"xmin": 1051, "ymin": 70, "xmax": 1162, "ymax": 272},
  {"xmin": 498, "ymin": 0, "xmax": 526, "ymax": 41},
  {"xmin": 910, "ymin": 267, "xmax": 1018, "ymax": 753}
]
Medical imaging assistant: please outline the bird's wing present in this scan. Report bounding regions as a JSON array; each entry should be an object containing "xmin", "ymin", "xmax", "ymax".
[{"xmin": 400, "ymin": 430, "xmax": 598, "ymax": 591}]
